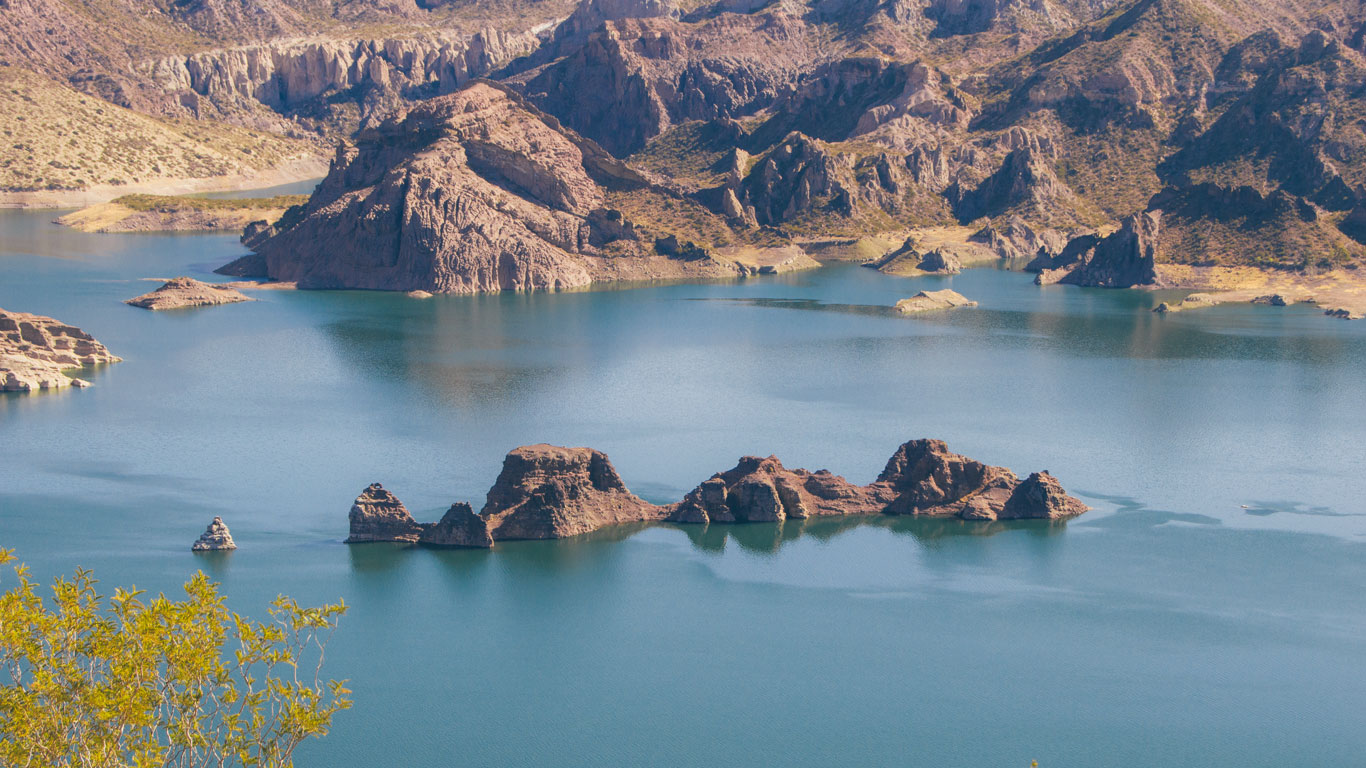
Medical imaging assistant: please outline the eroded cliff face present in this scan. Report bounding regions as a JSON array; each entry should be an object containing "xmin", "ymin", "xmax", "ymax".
[
  {"xmin": 1032, "ymin": 211, "xmax": 1159, "ymax": 286},
  {"xmin": 345, "ymin": 439, "xmax": 1089, "ymax": 548},
  {"xmin": 479, "ymin": 445, "xmax": 667, "ymax": 539},
  {"xmin": 221, "ymin": 81, "xmax": 749, "ymax": 292},
  {"xmin": 141, "ymin": 29, "xmax": 541, "ymax": 133}
]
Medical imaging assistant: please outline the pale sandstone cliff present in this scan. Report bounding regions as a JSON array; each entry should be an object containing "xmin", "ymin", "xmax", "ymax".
[{"xmin": 0, "ymin": 308, "xmax": 121, "ymax": 392}]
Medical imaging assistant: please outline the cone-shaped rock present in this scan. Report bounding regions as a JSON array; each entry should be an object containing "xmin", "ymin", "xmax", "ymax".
[
  {"xmin": 346, "ymin": 483, "xmax": 425, "ymax": 543},
  {"xmin": 192, "ymin": 517, "xmax": 237, "ymax": 551}
]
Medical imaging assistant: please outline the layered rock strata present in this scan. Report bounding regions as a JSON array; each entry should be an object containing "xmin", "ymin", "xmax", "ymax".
[
  {"xmin": 0, "ymin": 308, "xmax": 121, "ymax": 391},
  {"xmin": 125, "ymin": 277, "xmax": 254, "ymax": 310},
  {"xmin": 346, "ymin": 439, "xmax": 1088, "ymax": 548}
]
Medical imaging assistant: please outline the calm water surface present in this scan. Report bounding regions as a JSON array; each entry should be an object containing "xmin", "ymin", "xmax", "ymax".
[{"xmin": 2, "ymin": 202, "xmax": 1365, "ymax": 767}]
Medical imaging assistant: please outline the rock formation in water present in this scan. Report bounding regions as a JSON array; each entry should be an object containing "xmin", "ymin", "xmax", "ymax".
[
  {"xmin": 347, "ymin": 439, "xmax": 1088, "ymax": 548},
  {"xmin": 346, "ymin": 483, "xmax": 426, "ymax": 543},
  {"xmin": 125, "ymin": 277, "xmax": 254, "ymax": 310},
  {"xmin": 419, "ymin": 502, "xmax": 494, "ymax": 548},
  {"xmin": 480, "ymin": 444, "xmax": 668, "ymax": 539},
  {"xmin": 219, "ymin": 81, "xmax": 757, "ymax": 293},
  {"xmin": 895, "ymin": 290, "xmax": 978, "ymax": 313},
  {"xmin": 191, "ymin": 516, "xmax": 237, "ymax": 551},
  {"xmin": 0, "ymin": 308, "xmax": 121, "ymax": 391}
]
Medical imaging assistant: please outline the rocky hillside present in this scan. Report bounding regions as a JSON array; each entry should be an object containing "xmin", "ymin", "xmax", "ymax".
[
  {"xmin": 0, "ymin": 65, "xmax": 320, "ymax": 203},
  {"xmin": 6, "ymin": 0, "xmax": 1366, "ymax": 283},
  {"xmin": 220, "ymin": 81, "xmax": 804, "ymax": 291}
]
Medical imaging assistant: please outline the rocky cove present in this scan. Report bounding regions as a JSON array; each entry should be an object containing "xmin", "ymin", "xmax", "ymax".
[{"xmin": 347, "ymin": 440, "xmax": 1087, "ymax": 548}]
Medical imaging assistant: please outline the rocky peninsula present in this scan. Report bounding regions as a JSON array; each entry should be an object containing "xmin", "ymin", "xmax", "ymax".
[
  {"xmin": 217, "ymin": 81, "xmax": 804, "ymax": 294},
  {"xmin": 347, "ymin": 440, "xmax": 1088, "ymax": 548},
  {"xmin": 57, "ymin": 194, "xmax": 307, "ymax": 234},
  {"xmin": 125, "ymin": 277, "xmax": 254, "ymax": 310},
  {"xmin": 1, "ymin": 308, "xmax": 120, "ymax": 391}
]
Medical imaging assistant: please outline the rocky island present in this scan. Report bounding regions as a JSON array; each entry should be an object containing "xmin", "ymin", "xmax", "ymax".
[
  {"xmin": 347, "ymin": 439, "xmax": 1087, "ymax": 548},
  {"xmin": 1, "ymin": 308, "xmax": 120, "ymax": 391},
  {"xmin": 895, "ymin": 290, "xmax": 978, "ymax": 314},
  {"xmin": 125, "ymin": 277, "xmax": 254, "ymax": 310},
  {"xmin": 191, "ymin": 517, "xmax": 237, "ymax": 551}
]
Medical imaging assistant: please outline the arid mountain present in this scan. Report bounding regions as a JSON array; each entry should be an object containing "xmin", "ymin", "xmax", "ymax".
[
  {"xmin": 5, "ymin": 0, "xmax": 1366, "ymax": 284},
  {"xmin": 220, "ymin": 81, "xmax": 804, "ymax": 291}
]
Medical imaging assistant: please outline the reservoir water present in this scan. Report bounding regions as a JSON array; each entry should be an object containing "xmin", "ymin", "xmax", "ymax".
[{"xmin": 2, "ymin": 202, "xmax": 1365, "ymax": 767}]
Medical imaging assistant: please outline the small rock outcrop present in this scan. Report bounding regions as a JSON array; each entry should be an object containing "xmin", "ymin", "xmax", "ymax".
[
  {"xmin": 895, "ymin": 289, "xmax": 977, "ymax": 313},
  {"xmin": 191, "ymin": 517, "xmax": 237, "ymax": 551},
  {"xmin": 347, "ymin": 439, "xmax": 1088, "ymax": 549},
  {"xmin": 419, "ymin": 503, "xmax": 494, "ymax": 548},
  {"xmin": 346, "ymin": 483, "xmax": 426, "ymax": 543},
  {"xmin": 667, "ymin": 455, "xmax": 882, "ymax": 524},
  {"xmin": 1, "ymin": 308, "xmax": 121, "ymax": 391},
  {"xmin": 479, "ymin": 445, "xmax": 667, "ymax": 540},
  {"xmin": 917, "ymin": 249, "xmax": 962, "ymax": 275},
  {"xmin": 1033, "ymin": 212, "xmax": 1159, "ymax": 288},
  {"xmin": 125, "ymin": 277, "xmax": 253, "ymax": 310}
]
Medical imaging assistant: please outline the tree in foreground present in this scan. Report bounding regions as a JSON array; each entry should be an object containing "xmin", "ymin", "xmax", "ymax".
[{"xmin": 0, "ymin": 549, "xmax": 350, "ymax": 767}]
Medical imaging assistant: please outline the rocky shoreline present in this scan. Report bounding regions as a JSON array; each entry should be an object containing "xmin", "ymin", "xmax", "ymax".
[
  {"xmin": 347, "ymin": 440, "xmax": 1088, "ymax": 549},
  {"xmin": 1, "ymin": 308, "xmax": 120, "ymax": 391}
]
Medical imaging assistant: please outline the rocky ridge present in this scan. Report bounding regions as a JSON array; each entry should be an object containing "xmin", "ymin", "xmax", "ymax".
[
  {"xmin": 0, "ymin": 308, "xmax": 121, "ymax": 391},
  {"xmin": 218, "ymin": 81, "xmax": 791, "ymax": 292},
  {"xmin": 346, "ymin": 439, "xmax": 1089, "ymax": 548}
]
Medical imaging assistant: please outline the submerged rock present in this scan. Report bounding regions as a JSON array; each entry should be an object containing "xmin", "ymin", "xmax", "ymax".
[
  {"xmin": 346, "ymin": 483, "xmax": 426, "ymax": 543},
  {"xmin": 191, "ymin": 517, "xmax": 237, "ymax": 551},
  {"xmin": 0, "ymin": 307, "xmax": 121, "ymax": 391},
  {"xmin": 125, "ymin": 277, "xmax": 253, "ymax": 310},
  {"xmin": 895, "ymin": 289, "xmax": 977, "ymax": 313}
]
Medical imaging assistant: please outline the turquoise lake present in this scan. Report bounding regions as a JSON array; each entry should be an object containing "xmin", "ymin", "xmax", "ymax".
[{"xmin": 2, "ymin": 196, "xmax": 1365, "ymax": 767}]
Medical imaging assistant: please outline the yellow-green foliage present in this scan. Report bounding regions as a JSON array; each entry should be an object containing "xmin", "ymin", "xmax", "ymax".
[
  {"xmin": 0, "ymin": 549, "xmax": 350, "ymax": 767},
  {"xmin": 112, "ymin": 194, "xmax": 311, "ymax": 212}
]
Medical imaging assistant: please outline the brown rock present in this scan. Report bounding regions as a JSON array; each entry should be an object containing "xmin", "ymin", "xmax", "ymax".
[
  {"xmin": 419, "ymin": 502, "xmax": 494, "ymax": 548},
  {"xmin": 346, "ymin": 483, "xmax": 426, "ymax": 543},
  {"xmin": 347, "ymin": 439, "xmax": 1089, "ymax": 547},
  {"xmin": 226, "ymin": 81, "xmax": 742, "ymax": 294},
  {"xmin": 480, "ymin": 444, "xmax": 666, "ymax": 540},
  {"xmin": 1002, "ymin": 472, "xmax": 1090, "ymax": 519},
  {"xmin": 667, "ymin": 455, "xmax": 880, "ymax": 525},
  {"xmin": 125, "ymin": 277, "xmax": 253, "ymax": 310},
  {"xmin": 869, "ymin": 438, "xmax": 1020, "ymax": 518},
  {"xmin": 1035, "ymin": 212, "xmax": 1159, "ymax": 288},
  {"xmin": 0, "ymin": 308, "xmax": 121, "ymax": 392}
]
